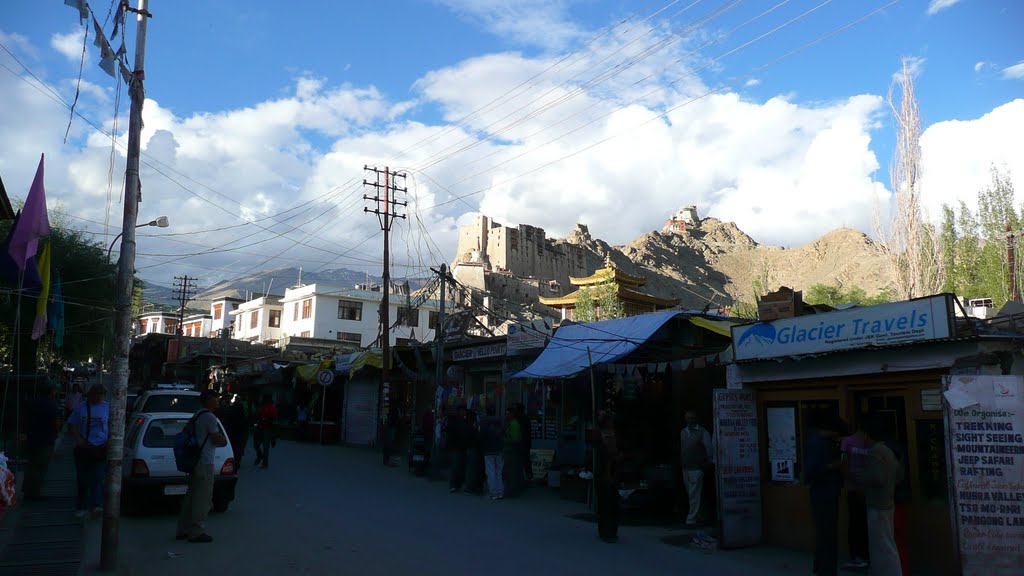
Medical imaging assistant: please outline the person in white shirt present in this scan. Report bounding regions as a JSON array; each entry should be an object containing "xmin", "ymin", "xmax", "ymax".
[{"xmin": 680, "ymin": 410, "xmax": 714, "ymax": 526}]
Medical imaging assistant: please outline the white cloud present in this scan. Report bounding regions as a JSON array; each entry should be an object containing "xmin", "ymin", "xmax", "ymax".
[
  {"xmin": 433, "ymin": 0, "xmax": 584, "ymax": 50},
  {"xmin": 1002, "ymin": 62, "xmax": 1024, "ymax": 80},
  {"xmin": 920, "ymin": 100, "xmax": 1024, "ymax": 219},
  {"xmin": 974, "ymin": 61, "xmax": 986, "ymax": 73},
  {"xmin": 744, "ymin": 78, "xmax": 761, "ymax": 88},
  {"xmin": 927, "ymin": 0, "xmax": 964, "ymax": 16},
  {"xmin": 893, "ymin": 56, "xmax": 926, "ymax": 83},
  {"xmin": 50, "ymin": 27, "xmax": 86, "ymax": 63}
]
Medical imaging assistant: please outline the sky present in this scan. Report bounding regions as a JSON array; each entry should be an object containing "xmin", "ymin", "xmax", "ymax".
[{"xmin": 1, "ymin": 0, "xmax": 1022, "ymax": 290}]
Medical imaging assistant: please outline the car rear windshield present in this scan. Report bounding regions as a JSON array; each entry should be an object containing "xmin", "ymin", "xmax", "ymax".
[
  {"xmin": 143, "ymin": 418, "xmax": 190, "ymax": 448},
  {"xmin": 141, "ymin": 394, "xmax": 202, "ymax": 414}
]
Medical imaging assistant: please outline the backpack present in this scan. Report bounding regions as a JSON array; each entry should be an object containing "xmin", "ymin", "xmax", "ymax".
[{"xmin": 173, "ymin": 410, "xmax": 210, "ymax": 473}]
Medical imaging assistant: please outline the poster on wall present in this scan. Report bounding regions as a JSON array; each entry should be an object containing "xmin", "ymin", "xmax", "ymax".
[
  {"xmin": 767, "ymin": 406, "xmax": 797, "ymax": 470},
  {"xmin": 945, "ymin": 375, "xmax": 1024, "ymax": 576},
  {"xmin": 770, "ymin": 460, "xmax": 795, "ymax": 482},
  {"xmin": 713, "ymin": 389, "xmax": 762, "ymax": 549}
]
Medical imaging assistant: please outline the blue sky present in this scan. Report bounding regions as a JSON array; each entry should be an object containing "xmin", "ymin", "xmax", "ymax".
[{"xmin": 1, "ymin": 0, "xmax": 1022, "ymax": 286}]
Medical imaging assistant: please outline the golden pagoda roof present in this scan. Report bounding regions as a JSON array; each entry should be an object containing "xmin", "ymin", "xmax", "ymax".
[
  {"xmin": 539, "ymin": 284, "xmax": 679, "ymax": 308},
  {"xmin": 569, "ymin": 256, "xmax": 648, "ymax": 287}
]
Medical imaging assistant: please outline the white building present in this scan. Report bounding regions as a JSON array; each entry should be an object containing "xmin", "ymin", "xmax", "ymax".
[
  {"xmin": 279, "ymin": 284, "xmax": 441, "ymax": 347},
  {"xmin": 208, "ymin": 292, "xmax": 245, "ymax": 336},
  {"xmin": 180, "ymin": 313, "xmax": 213, "ymax": 338},
  {"xmin": 137, "ymin": 311, "xmax": 179, "ymax": 335},
  {"xmin": 231, "ymin": 296, "xmax": 285, "ymax": 346}
]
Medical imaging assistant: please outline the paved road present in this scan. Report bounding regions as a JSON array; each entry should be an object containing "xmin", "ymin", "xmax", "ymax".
[{"xmin": 81, "ymin": 441, "xmax": 808, "ymax": 575}]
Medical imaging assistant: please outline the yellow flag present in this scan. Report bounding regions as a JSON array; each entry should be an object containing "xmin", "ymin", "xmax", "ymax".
[{"xmin": 32, "ymin": 240, "xmax": 51, "ymax": 340}]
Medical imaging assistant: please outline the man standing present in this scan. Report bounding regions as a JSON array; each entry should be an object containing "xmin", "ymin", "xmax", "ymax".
[
  {"xmin": 594, "ymin": 411, "xmax": 621, "ymax": 543},
  {"xmin": 841, "ymin": 423, "xmax": 871, "ymax": 571},
  {"xmin": 804, "ymin": 416, "xmax": 844, "ymax": 576},
  {"xmin": 24, "ymin": 384, "xmax": 58, "ymax": 501},
  {"xmin": 446, "ymin": 404, "xmax": 471, "ymax": 493},
  {"xmin": 480, "ymin": 406, "xmax": 504, "ymax": 500},
  {"xmin": 253, "ymin": 394, "xmax": 277, "ymax": 468},
  {"xmin": 68, "ymin": 383, "xmax": 109, "ymax": 518},
  {"xmin": 679, "ymin": 410, "xmax": 713, "ymax": 526},
  {"xmin": 857, "ymin": 417, "xmax": 904, "ymax": 576},
  {"xmin": 503, "ymin": 406, "xmax": 524, "ymax": 498},
  {"xmin": 177, "ymin": 390, "xmax": 228, "ymax": 543}
]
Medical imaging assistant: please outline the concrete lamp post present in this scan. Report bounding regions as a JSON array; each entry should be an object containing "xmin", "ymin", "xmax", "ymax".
[{"xmin": 108, "ymin": 215, "xmax": 169, "ymax": 259}]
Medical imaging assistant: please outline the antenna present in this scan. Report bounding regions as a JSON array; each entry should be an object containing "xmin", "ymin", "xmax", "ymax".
[
  {"xmin": 298, "ymin": 267, "xmax": 303, "ymax": 288},
  {"xmin": 266, "ymin": 278, "xmax": 274, "ymax": 298}
]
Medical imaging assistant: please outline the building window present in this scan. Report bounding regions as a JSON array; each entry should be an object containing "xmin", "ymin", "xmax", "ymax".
[
  {"xmin": 302, "ymin": 298, "xmax": 313, "ymax": 319},
  {"xmin": 213, "ymin": 304, "xmax": 223, "ymax": 320},
  {"xmin": 337, "ymin": 332, "xmax": 361, "ymax": 344},
  {"xmin": 300, "ymin": 331, "xmax": 311, "ymax": 338},
  {"xmin": 293, "ymin": 302, "xmax": 299, "ymax": 321},
  {"xmin": 250, "ymin": 311, "xmax": 259, "ymax": 329},
  {"xmin": 428, "ymin": 311, "xmax": 440, "ymax": 330},
  {"xmin": 338, "ymin": 300, "xmax": 362, "ymax": 321},
  {"xmin": 398, "ymin": 306, "xmax": 419, "ymax": 327},
  {"xmin": 269, "ymin": 309, "xmax": 281, "ymax": 328}
]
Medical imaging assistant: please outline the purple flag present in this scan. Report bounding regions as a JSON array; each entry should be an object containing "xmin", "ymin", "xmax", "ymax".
[{"xmin": 8, "ymin": 154, "xmax": 50, "ymax": 272}]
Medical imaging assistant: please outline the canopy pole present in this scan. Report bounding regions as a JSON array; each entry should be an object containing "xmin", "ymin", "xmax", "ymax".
[{"xmin": 587, "ymin": 346, "xmax": 596, "ymax": 511}]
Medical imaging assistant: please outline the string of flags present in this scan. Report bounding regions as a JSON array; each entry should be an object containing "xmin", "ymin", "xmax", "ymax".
[{"xmin": 66, "ymin": 0, "xmax": 132, "ymax": 84}]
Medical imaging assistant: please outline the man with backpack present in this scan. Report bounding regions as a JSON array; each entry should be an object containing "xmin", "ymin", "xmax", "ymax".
[{"xmin": 176, "ymin": 390, "xmax": 227, "ymax": 544}]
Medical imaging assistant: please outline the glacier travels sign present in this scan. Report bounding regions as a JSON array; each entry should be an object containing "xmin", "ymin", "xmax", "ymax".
[{"xmin": 731, "ymin": 294, "xmax": 954, "ymax": 361}]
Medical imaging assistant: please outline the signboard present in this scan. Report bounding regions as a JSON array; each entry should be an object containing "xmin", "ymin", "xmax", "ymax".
[
  {"xmin": 713, "ymin": 389, "xmax": 762, "ymax": 548},
  {"xmin": 529, "ymin": 449, "xmax": 556, "ymax": 481},
  {"xmin": 945, "ymin": 375, "xmax": 1024, "ymax": 575},
  {"xmin": 317, "ymin": 369, "xmax": 335, "ymax": 387},
  {"xmin": 731, "ymin": 294, "xmax": 953, "ymax": 361},
  {"xmin": 507, "ymin": 320, "xmax": 550, "ymax": 354},
  {"xmin": 451, "ymin": 342, "xmax": 507, "ymax": 362}
]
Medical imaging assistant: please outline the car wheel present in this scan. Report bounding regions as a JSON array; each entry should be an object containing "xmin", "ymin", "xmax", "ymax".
[{"xmin": 212, "ymin": 497, "xmax": 230, "ymax": 513}]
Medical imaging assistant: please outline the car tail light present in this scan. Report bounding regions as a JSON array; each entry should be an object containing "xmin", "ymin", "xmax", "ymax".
[
  {"xmin": 131, "ymin": 459, "xmax": 149, "ymax": 477},
  {"xmin": 220, "ymin": 458, "xmax": 235, "ymax": 476}
]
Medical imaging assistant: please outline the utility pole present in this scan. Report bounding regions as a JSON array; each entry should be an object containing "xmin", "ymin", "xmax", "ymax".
[
  {"xmin": 103, "ymin": 0, "xmax": 150, "ymax": 569},
  {"xmin": 363, "ymin": 166, "xmax": 406, "ymax": 454},
  {"xmin": 1008, "ymin": 222, "xmax": 1019, "ymax": 303},
  {"xmin": 431, "ymin": 264, "xmax": 447, "ymax": 479},
  {"xmin": 172, "ymin": 275, "xmax": 197, "ymax": 335}
]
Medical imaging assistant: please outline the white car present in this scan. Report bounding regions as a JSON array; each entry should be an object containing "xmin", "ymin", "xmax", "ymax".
[
  {"xmin": 122, "ymin": 411, "xmax": 238, "ymax": 513},
  {"xmin": 131, "ymin": 389, "xmax": 203, "ymax": 415}
]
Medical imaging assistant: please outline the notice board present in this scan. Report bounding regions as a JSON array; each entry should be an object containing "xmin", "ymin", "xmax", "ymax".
[
  {"xmin": 713, "ymin": 388, "xmax": 762, "ymax": 548},
  {"xmin": 945, "ymin": 375, "xmax": 1024, "ymax": 576}
]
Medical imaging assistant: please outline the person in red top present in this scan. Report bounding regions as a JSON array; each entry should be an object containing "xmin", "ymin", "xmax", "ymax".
[{"xmin": 253, "ymin": 394, "xmax": 277, "ymax": 468}]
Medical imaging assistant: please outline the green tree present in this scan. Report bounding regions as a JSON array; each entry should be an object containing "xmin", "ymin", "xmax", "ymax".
[
  {"xmin": 573, "ymin": 286, "xmax": 596, "ymax": 323},
  {"xmin": 804, "ymin": 283, "xmax": 894, "ymax": 307},
  {"xmin": 596, "ymin": 282, "xmax": 623, "ymax": 320},
  {"xmin": 572, "ymin": 282, "xmax": 622, "ymax": 323},
  {"xmin": 939, "ymin": 205, "xmax": 957, "ymax": 293},
  {"xmin": 0, "ymin": 211, "xmax": 120, "ymax": 372}
]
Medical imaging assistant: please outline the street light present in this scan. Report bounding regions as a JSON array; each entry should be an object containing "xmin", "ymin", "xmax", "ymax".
[{"xmin": 108, "ymin": 216, "xmax": 169, "ymax": 259}]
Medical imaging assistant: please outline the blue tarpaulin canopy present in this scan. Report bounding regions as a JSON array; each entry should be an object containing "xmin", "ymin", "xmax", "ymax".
[{"xmin": 509, "ymin": 310, "xmax": 688, "ymax": 380}]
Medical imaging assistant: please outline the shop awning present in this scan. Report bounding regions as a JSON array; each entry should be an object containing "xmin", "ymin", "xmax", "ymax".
[
  {"xmin": 509, "ymin": 310, "xmax": 685, "ymax": 380},
  {"xmin": 689, "ymin": 316, "xmax": 735, "ymax": 338}
]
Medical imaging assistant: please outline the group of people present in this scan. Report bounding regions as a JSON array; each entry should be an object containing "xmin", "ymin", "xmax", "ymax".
[
  {"xmin": 218, "ymin": 392, "xmax": 278, "ymax": 469},
  {"xmin": 805, "ymin": 415, "xmax": 906, "ymax": 576},
  {"xmin": 443, "ymin": 403, "xmax": 532, "ymax": 500}
]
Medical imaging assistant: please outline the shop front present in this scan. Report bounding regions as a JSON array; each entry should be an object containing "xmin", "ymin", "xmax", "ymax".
[
  {"xmin": 335, "ymin": 350, "xmax": 384, "ymax": 446},
  {"xmin": 731, "ymin": 294, "xmax": 1023, "ymax": 575}
]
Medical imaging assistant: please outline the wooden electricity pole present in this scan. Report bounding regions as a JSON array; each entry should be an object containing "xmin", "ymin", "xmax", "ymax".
[
  {"xmin": 363, "ymin": 166, "xmax": 406, "ymax": 454},
  {"xmin": 103, "ymin": 0, "xmax": 151, "ymax": 569}
]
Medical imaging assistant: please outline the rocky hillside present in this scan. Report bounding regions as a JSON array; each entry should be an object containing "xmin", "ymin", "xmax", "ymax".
[{"xmin": 555, "ymin": 218, "xmax": 890, "ymax": 309}]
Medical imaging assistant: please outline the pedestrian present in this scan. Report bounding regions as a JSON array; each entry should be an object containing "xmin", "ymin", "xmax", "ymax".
[
  {"xmin": 856, "ymin": 417, "xmax": 904, "ymax": 576},
  {"xmin": 68, "ymin": 383, "xmax": 109, "ymax": 518},
  {"xmin": 841, "ymin": 422, "xmax": 871, "ymax": 571},
  {"xmin": 253, "ymin": 394, "xmax": 277, "ymax": 468},
  {"xmin": 679, "ymin": 409, "xmax": 713, "ymax": 526},
  {"xmin": 480, "ymin": 405, "xmax": 504, "ymax": 500},
  {"xmin": 503, "ymin": 406, "xmax": 524, "ymax": 497},
  {"xmin": 804, "ymin": 415, "xmax": 844, "ymax": 576},
  {"xmin": 594, "ymin": 410, "xmax": 621, "ymax": 543},
  {"xmin": 176, "ymin": 390, "xmax": 228, "ymax": 543},
  {"xmin": 221, "ymin": 394, "xmax": 248, "ymax": 471},
  {"xmin": 297, "ymin": 403, "xmax": 309, "ymax": 442},
  {"xmin": 515, "ymin": 403, "xmax": 533, "ymax": 485},
  {"xmin": 23, "ymin": 383, "xmax": 59, "ymax": 501},
  {"xmin": 446, "ymin": 404, "xmax": 471, "ymax": 493},
  {"xmin": 66, "ymin": 382, "xmax": 83, "ymax": 419},
  {"xmin": 464, "ymin": 410, "xmax": 484, "ymax": 494}
]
